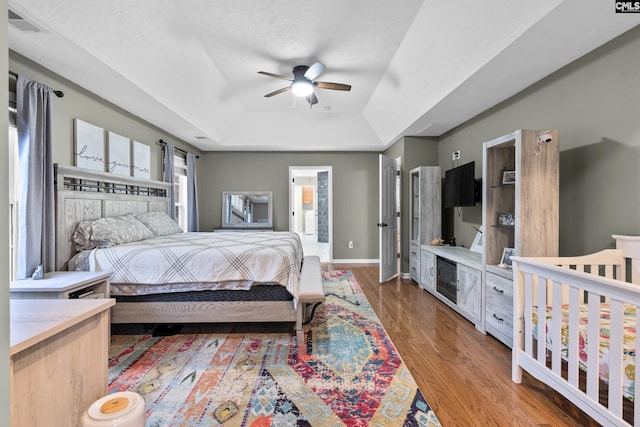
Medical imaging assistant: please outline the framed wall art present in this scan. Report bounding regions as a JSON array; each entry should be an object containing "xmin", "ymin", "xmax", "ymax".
[
  {"xmin": 470, "ymin": 226, "xmax": 483, "ymax": 253},
  {"xmin": 499, "ymin": 247, "xmax": 516, "ymax": 268},
  {"xmin": 74, "ymin": 119, "xmax": 105, "ymax": 172},
  {"xmin": 107, "ymin": 131, "xmax": 131, "ymax": 176},
  {"xmin": 132, "ymin": 141, "xmax": 151, "ymax": 179},
  {"xmin": 502, "ymin": 170, "xmax": 516, "ymax": 185}
]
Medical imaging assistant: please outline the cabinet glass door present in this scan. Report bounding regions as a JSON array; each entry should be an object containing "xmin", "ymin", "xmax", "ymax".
[{"xmin": 411, "ymin": 172, "xmax": 419, "ymax": 240}]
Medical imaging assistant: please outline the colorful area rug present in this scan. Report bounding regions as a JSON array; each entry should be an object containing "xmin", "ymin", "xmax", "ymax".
[{"xmin": 108, "ymin": 270, "xmax": 441, "ymax": 426}]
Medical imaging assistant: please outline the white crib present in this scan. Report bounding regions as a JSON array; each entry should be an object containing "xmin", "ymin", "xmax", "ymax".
[{"xmin": 512, "ymin": 235, "xmax": 640, "ymax": 427}]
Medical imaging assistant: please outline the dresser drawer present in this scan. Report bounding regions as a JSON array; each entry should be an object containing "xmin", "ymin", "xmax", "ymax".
[
  {"xmin": 485, "ymin": 273, "xmax": 514, "ymax": 347},
  {"xmin": 486, "ymin": 273, "xmax": 513, "ymax": 310}
]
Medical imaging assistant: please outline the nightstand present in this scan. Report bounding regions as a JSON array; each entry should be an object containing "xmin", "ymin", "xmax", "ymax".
[{"xmin": 10, "ymin": 271, "xmax": 111, "ymax": 299}]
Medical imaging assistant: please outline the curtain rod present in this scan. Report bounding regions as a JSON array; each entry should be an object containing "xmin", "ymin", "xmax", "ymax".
[
  {"xmin": 158, "ymin": 139, "xmax": 199, "ymax": 159},
  {"xmin": 9, "ymin": 70, "xmax": 64, "ymax": 98}
]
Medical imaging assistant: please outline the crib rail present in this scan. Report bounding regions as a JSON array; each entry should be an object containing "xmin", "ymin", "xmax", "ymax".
[{"xmin": 512, "ymin": 249, "xmax": 640, "ymax": 427}]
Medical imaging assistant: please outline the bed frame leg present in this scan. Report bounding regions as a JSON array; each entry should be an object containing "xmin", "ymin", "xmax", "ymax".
[{"xmin": 296, "ymin": 302, "xmax": 305, "ymax": 351}]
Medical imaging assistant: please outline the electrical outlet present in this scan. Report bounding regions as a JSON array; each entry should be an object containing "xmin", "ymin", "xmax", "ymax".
[
  {"xmin": 452, "ymin": 150, "xmax": 461, "ymax": 161},
  {"xmin": 348, "ymin": 241, "xmax": 354, "ymax": 249}
]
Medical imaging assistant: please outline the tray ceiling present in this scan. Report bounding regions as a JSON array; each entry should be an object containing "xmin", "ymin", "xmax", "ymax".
[{"xmin": 8, "ymin": 0, "xmax": 640, "ymax": 151}]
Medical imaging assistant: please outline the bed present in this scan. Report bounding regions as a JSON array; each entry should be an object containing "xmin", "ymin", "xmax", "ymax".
[
  {"xmin": 54, "ymin": 164, "xmax": 324, "ymax": 346},
  {"xmin": 512, "ymin": 234, "xmax": 640, "ymax": 427}
]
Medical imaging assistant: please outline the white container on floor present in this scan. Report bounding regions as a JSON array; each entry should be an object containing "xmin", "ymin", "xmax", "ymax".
[{"xmin": 81, "ymin": 391, "xmax": 146, "ymax": 427}]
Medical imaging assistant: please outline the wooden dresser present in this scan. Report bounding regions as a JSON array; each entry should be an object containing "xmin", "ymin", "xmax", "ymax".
[{"xmin": 10, "ymin": 298, "xmax": 115, "ymax": 427}]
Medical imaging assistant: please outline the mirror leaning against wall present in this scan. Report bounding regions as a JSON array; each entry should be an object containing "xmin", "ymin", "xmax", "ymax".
[{"xmin": 221, "ymin": 191, "xmax": 273, "ymax": 229}]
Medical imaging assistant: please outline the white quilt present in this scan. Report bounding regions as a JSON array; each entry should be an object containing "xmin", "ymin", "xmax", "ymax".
[{"xmin": 88, "ymin": 231, "xmax": 304, "ymax": 297}]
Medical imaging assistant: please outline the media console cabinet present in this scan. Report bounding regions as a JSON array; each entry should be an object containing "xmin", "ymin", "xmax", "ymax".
[{"xmin": 420, "ymin": 245, "xmax": 483, "ymax": 331}]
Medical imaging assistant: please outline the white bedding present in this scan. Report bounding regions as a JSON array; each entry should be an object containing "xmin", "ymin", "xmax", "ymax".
[{"xmin": 83, "ymin": 231, "xmax": 304, "ymax": 298}]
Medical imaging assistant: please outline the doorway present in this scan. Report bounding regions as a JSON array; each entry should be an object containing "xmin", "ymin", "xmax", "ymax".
[
  {"xmin": 395, "ymin": 157, "xmax": 401, "ymax": 274},
  {"xmin": 289, "ymin": 166, "xmax": 332, "ymax": 262}
]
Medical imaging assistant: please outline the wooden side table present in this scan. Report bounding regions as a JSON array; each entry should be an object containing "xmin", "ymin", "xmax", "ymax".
[
  {"xmin": 10, "ymin": 271, "xmax": 111, "ymax": 299},
  {"xmin": 10, "ymin": 298, "xmax": 115, "ymax": 427}
]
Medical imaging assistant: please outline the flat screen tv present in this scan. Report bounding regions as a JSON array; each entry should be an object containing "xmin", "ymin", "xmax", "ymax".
[{"xmin": 443, "ymin": 161, "xmax": 477, "ymax": 208}]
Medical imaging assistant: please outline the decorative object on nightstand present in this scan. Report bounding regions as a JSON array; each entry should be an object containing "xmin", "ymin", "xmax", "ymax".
[{"xmin": 31, "ymin": 264, "xmax": 44, "ymax": 280}]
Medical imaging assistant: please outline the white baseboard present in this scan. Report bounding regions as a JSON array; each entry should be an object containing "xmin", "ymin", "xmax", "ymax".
[
  {"xmin": 401, "ymin": 272, "xmax": 411, "ymax": 280},
  {"xmin": 330, "ymin": 259, "xmax": 379, "ymax": 264}
]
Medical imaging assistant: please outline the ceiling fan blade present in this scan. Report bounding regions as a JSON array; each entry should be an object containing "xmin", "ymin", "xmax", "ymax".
[
  {"xmin": 264, "ymin": 86, "xmax": 291, "ymax": 97},
  {"xmin": 258, "ymin": 71, "xmax": 291, "ymax": 81},
  {"xmin": 304, "ymin": 62, "xmax": 325, "ymax": 80},
  {"xmin": 306, "ymin": 92, "xmax": 318, "ymax": 106},
  {"xmin": 315, "ymin": 81, "xmax": 351, "ymax": 91}
]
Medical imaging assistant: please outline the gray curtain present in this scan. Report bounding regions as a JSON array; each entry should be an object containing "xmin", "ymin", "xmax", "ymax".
[
  {"xmin": 186, "ymin": 152, "xmax": 199, "ymax": 232},
  {"xmin": 163, "ymin": 143, "xmax": 175, "ymax": 220},
  {"xmin": 16, "ymin": 76, "xmax": 55, "ymax": 278}
]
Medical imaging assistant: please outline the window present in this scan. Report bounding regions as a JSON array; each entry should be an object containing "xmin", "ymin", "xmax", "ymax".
[
  {"xmin": 8, "ymin": 125, "xmax": 18, "ymax": 280},
  {"xmin": 173, "ymin": 153, "xmax": 188, "ymax": 231}
]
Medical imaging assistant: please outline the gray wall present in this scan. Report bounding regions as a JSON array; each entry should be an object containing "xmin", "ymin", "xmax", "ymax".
[
  {"xmin": 384, "ymin": 136, "xmax": 439, "ymax": 272},
  {"xmin": 198, "ymin": 151, "xmax": 379, "ymax": 260},
  {"xmin": 8, "ymin": 23, "xmax": 640, "ymax": 273},
  {"xmin": 1, "ymin": 1, "xmax": 10, "ymax": 421},
  {"xmin": 9, "ymin": 51, "xmax": 199, "ymax": 180},
  {"xmin": 438, "ymin": 25, "xmax": 640, "ymax": 255},
  {"xmin": 10, "ymin": 51, "xmax": 381, "ymax": 261}
]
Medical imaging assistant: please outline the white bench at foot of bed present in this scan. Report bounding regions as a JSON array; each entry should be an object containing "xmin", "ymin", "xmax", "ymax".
[{"xmin": 296, "ymin": 255, "xmax": 325, "ymax": 347}]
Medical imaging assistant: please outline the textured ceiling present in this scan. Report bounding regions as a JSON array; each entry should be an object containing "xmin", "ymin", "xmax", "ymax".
[{"xmin": 8, "ymin": 0, "xmax": 640, "ymax": 151}]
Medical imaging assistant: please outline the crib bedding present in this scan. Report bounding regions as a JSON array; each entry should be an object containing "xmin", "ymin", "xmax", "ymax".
[
  {"xmin": 74, "ymin": 231, "xmax": 304, "ymax": 298},
  {"xmin": 532, "ymin": 303, "xmax": 636, "ymax": 400}
]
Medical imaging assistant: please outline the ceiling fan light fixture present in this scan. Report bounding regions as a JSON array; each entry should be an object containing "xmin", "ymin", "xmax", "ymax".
[{"xmin": 291, "ymin": 79, "xmax": 313, "ymax": 97}]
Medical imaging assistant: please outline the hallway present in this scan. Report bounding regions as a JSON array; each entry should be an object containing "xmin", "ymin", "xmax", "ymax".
[{"xmin": 298, "ymin": 232, "xmax": 330, "ymax": 262}]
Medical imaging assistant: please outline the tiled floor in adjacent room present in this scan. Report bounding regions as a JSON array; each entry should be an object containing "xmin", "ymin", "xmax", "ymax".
[{"xmin": 298, "ymin": 232, "xmax": 330, "ymax": 262}]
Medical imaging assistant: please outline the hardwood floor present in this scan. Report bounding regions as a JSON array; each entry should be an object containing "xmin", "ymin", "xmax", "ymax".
[{"xmin": 327, "ymin": 264, "xmax": 599, "ymax": 427}]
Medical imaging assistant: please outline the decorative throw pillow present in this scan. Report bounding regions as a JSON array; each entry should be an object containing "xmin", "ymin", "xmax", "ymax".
[
  {"xmin": 72, "ymin": 220, "xmax": 99, "ymax": 251},
  {"xmin": 72, "ymin": 214, "xmax": 154, "ymax": 251},
  {"xmin": 134, "ymin": 211, "xmax": 183, "ymax": 236}
]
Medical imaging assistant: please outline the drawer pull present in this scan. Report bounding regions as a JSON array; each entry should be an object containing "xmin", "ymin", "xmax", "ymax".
[
  {"xmin": 411, "ymin": 251, "xmax": 417, "ymax": 256},
  {"xmin": 492, "ymin": 313, "xmax": 504, "ymax": 322},
  {"xmin": 492, "ymin": 286, "xmax": 504, "ymax": 294},
  {"xmin": 429, "ymin": 267, "xmax": 434, "ymax": 277}
]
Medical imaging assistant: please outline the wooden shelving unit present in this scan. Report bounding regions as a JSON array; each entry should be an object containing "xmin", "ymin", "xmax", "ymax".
[
  {"xmin": 408, "ymin": 166, "xmax": 441, "ymax": 283},
  {"xmin": 482, "ymin": 129, "xmax": 559, "ymax": 347}
]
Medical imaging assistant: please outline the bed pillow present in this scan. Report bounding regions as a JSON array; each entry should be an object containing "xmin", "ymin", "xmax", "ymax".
[
  {"xmin": 72, "ymin": 214, "xmax": 154, "ymax": 251},
  {"xmin": 72, "ymin": 220, "xmax": 98, "ymax": 251},
  {"xmin": 134, "ymin": 211, "xmax": 183, "ymax": 236}
]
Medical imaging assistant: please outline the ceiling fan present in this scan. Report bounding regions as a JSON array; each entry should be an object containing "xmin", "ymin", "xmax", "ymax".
[{"xmin": 258, "ymin": 62, "xmax": 351, "ymax": 106}]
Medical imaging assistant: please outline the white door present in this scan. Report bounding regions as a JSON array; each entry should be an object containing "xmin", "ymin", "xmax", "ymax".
[{"xmin": 379, "ymin": 154, "xmax": 398, "ymax": 282}]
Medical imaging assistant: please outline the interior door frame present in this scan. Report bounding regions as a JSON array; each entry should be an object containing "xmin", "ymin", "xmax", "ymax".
[{"xmin": 288, "ymin": 166, "xmax": 333, "ymax": 262}]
